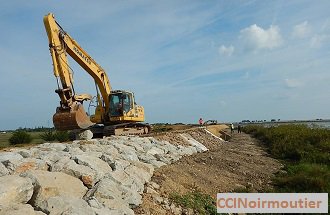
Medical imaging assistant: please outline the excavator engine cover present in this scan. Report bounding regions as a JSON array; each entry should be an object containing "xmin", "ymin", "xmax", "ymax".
[{"xmin": 53, "ymin": 103, "xmax": 95, "ymax": 131}]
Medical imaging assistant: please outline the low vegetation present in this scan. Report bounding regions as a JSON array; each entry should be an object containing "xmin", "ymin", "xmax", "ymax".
[
  {"xmin": 39, "ymin": 129, "xmax": 70, "ymax": 142},
  {"xmin": 170, "ymin": 191, "xmax": 217, "ymax": 215},
  {"xmin": 152, "ymin": 125, "xmax": 173, "ymax": 133},
  {"xmin": 39, "ymin": 129, "xmax": 56, "ymax": 141},
  {"xmin": 9, "ymin": 130, "xmax": 32, "ymax": 145},
  {"xmin": 54, "ymin": 131, "xmax": 70, "ymax": 142},
  {"xmin": 243, "ymin": 124, "xmax": 330, "ymax": 193}
]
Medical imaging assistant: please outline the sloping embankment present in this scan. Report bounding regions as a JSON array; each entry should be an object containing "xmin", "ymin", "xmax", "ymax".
[{"xmin": 0, "ymin": 132, "xmax": 208, "ymax": 215}]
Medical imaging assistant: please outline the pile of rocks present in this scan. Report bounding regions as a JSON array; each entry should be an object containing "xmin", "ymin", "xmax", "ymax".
[{"xmin": 0, "ymin": 134, "xmax": 208, "ymax": 215}]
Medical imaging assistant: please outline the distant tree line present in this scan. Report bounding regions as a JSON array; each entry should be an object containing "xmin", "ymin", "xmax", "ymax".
[{"xmin": 6, "ymin": 126, "xmax": 55, "ymax": 132}]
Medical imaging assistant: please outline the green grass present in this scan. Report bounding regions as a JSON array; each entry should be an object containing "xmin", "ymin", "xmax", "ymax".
[
  {"xmin": 0, "ymin": 132, "xmax": 44, "ymax": 148},
  {"xmin": 243, "ymin": 124, "xmax": 330, "ymax": 193},
  {"xmin": 170, "ymin": 191, "xmax": 217, "ymax": 215}
]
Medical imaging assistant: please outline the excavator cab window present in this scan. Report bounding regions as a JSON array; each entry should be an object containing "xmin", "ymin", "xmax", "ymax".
[{"xmin": 109, "ymin": 93, "xmax": 132, "ymax": 116}]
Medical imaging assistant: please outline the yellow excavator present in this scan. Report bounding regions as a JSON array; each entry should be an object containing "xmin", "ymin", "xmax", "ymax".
[{"xmin": 43, "ymin": 13, "xmax": 150, "ymax": 136}]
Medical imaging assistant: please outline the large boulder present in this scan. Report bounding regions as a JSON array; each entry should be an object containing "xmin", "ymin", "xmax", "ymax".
[
  {"xmin": 73, "ymin": 154, "xmax": 112, "ymax": 179},
  {"xmin": 0, "ymin": 175, "xmax": 33, "ymax": 207},
  {"xmin": 75, "ymin": 130, "xmax": 93, "ymax": 140},
  {"xmin": 0, "ymin": 152, "xmax": 23, "ymax": 163},
  {"xmin": 38, "ymin": 196, "xmax": 94, "ymax": 215},
  {"xmin": 61, "ymin": 160, "xmax": 98, "ymax": 188},
  {"xmin": 9, "ymin": 158, "xmax": 48, "ymax": 174},
  {"xmin": 21, "ymin": 170, "xmax": 87, "ymax": 209},
  {"xmin": 0, "ymin": 204, "xmax": 46, "ymax": 215},
  {"xmin": 0, "ymin": 163, "xmax": 9, "ymax": 176}
]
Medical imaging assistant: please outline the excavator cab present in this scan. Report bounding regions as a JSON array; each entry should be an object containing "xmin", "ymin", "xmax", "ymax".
[{"xmin": 109, "ymin": 91, "xmax": 133, "ymax": 117}]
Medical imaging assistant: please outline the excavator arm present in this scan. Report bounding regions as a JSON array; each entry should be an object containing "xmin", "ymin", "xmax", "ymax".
[{"xmin": 43, "ymin": 13, "xmax": 111, "ymax": 130}]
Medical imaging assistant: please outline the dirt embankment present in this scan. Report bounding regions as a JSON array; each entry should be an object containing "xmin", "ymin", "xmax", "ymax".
[{"xmin": 135, "ymin": 127, "xmax": 282, "ymax": 214}]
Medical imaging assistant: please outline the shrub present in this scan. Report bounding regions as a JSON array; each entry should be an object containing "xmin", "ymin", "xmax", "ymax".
[
  {"xmin": 39, "ymin": 129, "xmax": 56, "ymax": 141},
  {"xmin": 9, "ymin": 130, "xmax": 32, "ymax": 145},
  {"xmin": 243, "ymin": 124, "xmax": 330, "ymax": 194},
  {"xmin": 274, "ymin": 163, "xmax": 330, "ymax": 192},
  {"xmin": 54, "ymin": 131, "xmax": 70, "ymax": 142}
]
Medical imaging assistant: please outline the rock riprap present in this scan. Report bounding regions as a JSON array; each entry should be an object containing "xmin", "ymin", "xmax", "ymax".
[{"xmin": 0, "ymin": 134, "xmax": 207, "ymax": 215}]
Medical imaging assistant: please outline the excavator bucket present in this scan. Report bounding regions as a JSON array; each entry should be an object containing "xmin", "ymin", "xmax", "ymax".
[{"xmin": 53, "ymin": 103, "xmax": 95, "ymax": 131}]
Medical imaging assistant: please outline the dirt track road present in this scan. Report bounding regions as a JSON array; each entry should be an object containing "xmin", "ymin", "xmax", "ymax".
[{"xmin": 135, "ymin": 128, "xmax": 282, "ymax": 214}]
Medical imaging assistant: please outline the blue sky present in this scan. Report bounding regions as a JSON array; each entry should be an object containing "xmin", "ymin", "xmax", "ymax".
[{"xmin": 1, "ymin": 0, "xmax": 330, "ymax": 130}]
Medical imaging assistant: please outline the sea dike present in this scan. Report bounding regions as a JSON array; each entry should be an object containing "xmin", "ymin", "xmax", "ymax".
[{"xmin": 0, "ymin": 135, "xmax": 208, "ymax": 215}]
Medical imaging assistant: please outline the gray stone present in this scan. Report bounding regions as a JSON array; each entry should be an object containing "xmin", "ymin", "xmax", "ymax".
[
  {"xmin": 44, "ymin": 143, "xmax": 67, "ymax": 151},
  {"xmin": 101, "ymin": 144, "xmax": 120, "ymax": 157},
  {"xmin": 0, "ymin": 175, "xmax": 33, "ymax": 206},
  {"xmin": 162, "ymin": 142, "xmax": 180, "ymax": 154},
  {"xmin": 87, "ymin": 177, "xmax": 122, "ymax": 201},
  {"xmin": 16, "ymin": 149, "xmax": 32, "ymax": 158},
  {"xmin": 109, "ymin": 159, "xmax": 130, "ymax": 171},
  {"xmin": 154, "ymin": 154, "xmax": 172, "ymax": 164},
  {"xmin": 146, "ymin": 159, "xmax": 167, "ymax": 168},
  {"xmin": 61, "ymin": 160, "xmax": 98, "ymax": 188},
  {"xmin": 106, "ymin": 170, "xmax": 132, "ymax": 187},
  {"xmin": 0, "ymin": 204, "xmax": 41, "ymax": 215},
  {"xmin": 0, "ymin": 162, "xmax": 9, "ymax": 176},
  {"xmin": 147, "ymin": 147, "xmax": 165, "ymax": 156},
  {"xmin": 21, "ymin": 170, "xmax": 87, "ymax": 209},
  {"xmin": 137, "ymin": 154, "xmax": 156, "ymax": 164},
  {"xmin": 0, "ymin": 152, "xmax": 23, "ymax": 163},
  {"xmin": 130, "ymin": 161, "xmax": 154, "ymax": 179},
  {"xmin": 8, "ymin": 158, "xmax": 48, "ymax": 174},
  {"xmin": 38, "ymin": 196, "xmax": 95, "ymax": 215},
  {"xmin": 75, "ymin": 130, "xmax": 93, "ymax": 140},
  {"xmin": 96, "ymin": 198, "xmax": 134, "ymax": 215},
  {"xmin": 73, "ymin": 155, "xmax": 112, "ymax": 179},
  {"xmin": 49, "ymin": 156, "xmax": 72, "ymax": 172},
  {"xmin": 79, "ymin": 143, "xmax": 103, "ymax": 153},
  {"xmin": 149, "ymin": 181, "xmax": 160, "ymax": 190},
  {"xmin": 112, "ymin": 143, "xmax": 139, "ymax": 161},
  {"xmin": 178, "ymin": 146, "xmax": 197, "ymax": 156},
  {"xmin": 180, "ymin": 134, "xmax": 208, "ymax": 152},
  {"xmin": 99, "ymin": 154, "xmax": 115, "ymax": 167},
  {"xmin": 120, "ymin": 139, "xmax": 145, "ymax": 153},
  {"xmin": 124, "ymin": 163, "xmax": 153, "ymax": 189},
  {"xmin": 123, "ymin": 189, "xmax": 142, "ymax": 208},
  {"xmin": 146, "ymin": 187, "xmax": 158, "ymax": 194},
  {"xmin": 92, "ymin": 207, "xmax": 120, "ymax": 215},
  {"xmin": 64, "ymin": 145, "xmax": 85, "ymax": 156},
  {"xmin": 170, "ymin": 203, "xmax": 182, "ymax": 215},
  {"xmin": 120, "ymin": 151, "xmax": 139, "ymax": 162},
  {"xmin": 87, "ymin": 197, "xmax": 102, "ymax": 209},
  {"xmin": 153, "ymin": 195, "xmax": 163, "ymax": 204}
]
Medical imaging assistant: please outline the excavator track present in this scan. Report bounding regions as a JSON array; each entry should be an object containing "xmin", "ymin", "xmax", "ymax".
[{"xmin": 103, "ymin": 123, "xmax": 151, "ymax": 136}]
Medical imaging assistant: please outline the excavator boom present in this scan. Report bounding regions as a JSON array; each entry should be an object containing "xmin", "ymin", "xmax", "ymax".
[{"xmin": 44, "ymin": 13, "xmax": 111, "ymax": 130}]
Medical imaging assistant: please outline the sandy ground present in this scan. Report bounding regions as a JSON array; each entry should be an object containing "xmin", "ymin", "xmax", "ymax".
[{"xmin": 135, "ymin": 127, "xmax": 282, "ymax": 214}]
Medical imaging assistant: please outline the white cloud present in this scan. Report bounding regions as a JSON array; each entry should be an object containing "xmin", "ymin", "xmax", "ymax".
[
  {"xmin": 219, "ymin": 45, "xmax": 234, "ymax": 56},
  {"xmin": 292, "ymin": 21, "xmax": 311, "ymax": 38},
  {"xmin": 310, "ymin": 34, "xmax": 330, "ymax": 48},
  {"xmin": 240, "ymin": 24, "xmax": 283, "ymax": 50},
  {"xmin": 284, "ymin": 78, "xmax": 302, "ymax": 88}
]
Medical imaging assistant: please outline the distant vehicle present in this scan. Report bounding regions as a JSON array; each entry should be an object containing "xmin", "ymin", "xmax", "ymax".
[
  {"xmin": 203, "ymin": 120, "xmax": 218, "ymax": 125},
  {"xmin": 1, "ymin": 131, "xmax": 6, "ymax": 134},
  {"xmin": 271, "ymin": 119, "xmax": 276, "ymax": 122}
]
